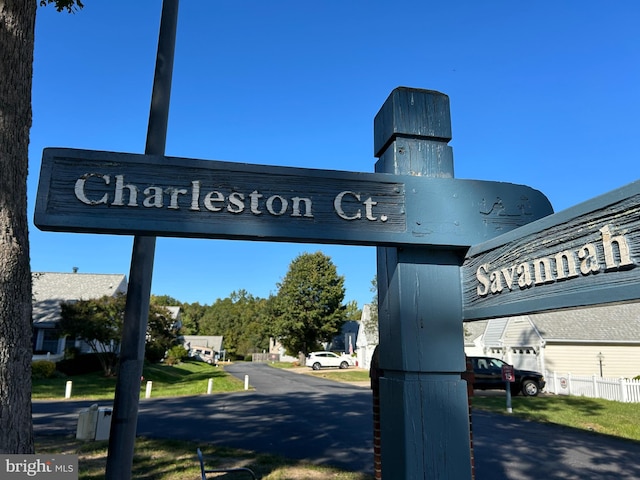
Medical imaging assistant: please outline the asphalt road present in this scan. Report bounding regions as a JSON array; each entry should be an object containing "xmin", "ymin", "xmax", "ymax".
[{"xmin": 32, "ymin": 363, "xmax": 640, "ymax": 479}]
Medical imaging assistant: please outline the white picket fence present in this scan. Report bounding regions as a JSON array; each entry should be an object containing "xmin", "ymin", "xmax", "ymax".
[{"xmin": 545, "ymin": 371, "xmax": 640, "ymax": 403}]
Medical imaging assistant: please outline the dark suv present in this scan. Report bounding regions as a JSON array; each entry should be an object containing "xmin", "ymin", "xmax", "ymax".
[{"xmin": 467, "ymin": 356, "xmax": 545, "ymax": 396}]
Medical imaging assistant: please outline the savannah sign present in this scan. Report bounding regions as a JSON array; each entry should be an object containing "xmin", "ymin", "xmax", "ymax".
[{"xmin": 462, "ymin": 179, "xmax": 640, "ymax": 320}]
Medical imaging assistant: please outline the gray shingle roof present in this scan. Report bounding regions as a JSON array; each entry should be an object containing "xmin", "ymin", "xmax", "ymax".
[
  {"xmin": 32, "ymin": 272, "xmax": 128, "ymax": 326},
  {"xmin": 531, "ymin": 302, "xmax": 640, "ymax": 342}
]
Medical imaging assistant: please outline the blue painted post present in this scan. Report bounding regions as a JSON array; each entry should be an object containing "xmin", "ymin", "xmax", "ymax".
[
  {"xmin": 104, "ymin": 1, "xmax": 178, "ymax": 479},
  {"xmin": 374, "ymin": 87, "xmax": 473, "ymax": 478}
]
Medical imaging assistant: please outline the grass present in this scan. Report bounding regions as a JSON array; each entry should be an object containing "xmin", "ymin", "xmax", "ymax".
[
  {"xmin": 472, "ymin": 394, "xmax": 640, "ymax": 442},
  {"xmin": 306, "ymin": 369, "xmax": 370, "ymax": 383},
  {"xmin": 34, "ymin": 435, "xmax": 374, "ymax": 480},
  {"xmin": 268, "ymin": 361, "xmax": 371, "ymax": 383},
  {"xmin": 32, "ymin": 359, "xmax": 244, "ymax": 400}
]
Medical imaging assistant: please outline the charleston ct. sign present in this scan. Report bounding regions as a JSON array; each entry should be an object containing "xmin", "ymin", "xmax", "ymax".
[
  {"xmin": 35, "ymin": 148, "xmax": 639, "ymax": 320},
  {"xmin": 35, "ymin": 147, "xmax": 552, "ymax": 248}
]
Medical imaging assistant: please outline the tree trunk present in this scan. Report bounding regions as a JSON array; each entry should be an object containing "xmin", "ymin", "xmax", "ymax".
[{"xmin": 0, "ymin": 0, "xmax": 36, "ymax": 454}]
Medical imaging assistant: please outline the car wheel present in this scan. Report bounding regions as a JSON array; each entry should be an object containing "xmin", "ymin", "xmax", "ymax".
[
  {"xmin": 312, "ymin": 362, "xmax": 321, "ymax": 370},
  {"xmin": 522, "ymin": 379, "xmax": 539, "ymax": 396},
  {"xmin": 339, "ymin": 361, "xmax": 349, "ymax": 369}
]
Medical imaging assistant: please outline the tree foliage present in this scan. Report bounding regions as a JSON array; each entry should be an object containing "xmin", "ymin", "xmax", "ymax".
[
  {"xmin": 59, "ymin": 295, "xmax": 178, "ymax": 375},
  {"xmin": 198, "ymin": 290, "xmax": 270, "ymax": 359},
  {"xmin": 271, "ymin": 252, "xmax": 346, "ymax": 355},
  {"xmin": 39, "ymin": 0, "xmax": 84, "ymax": 13}
]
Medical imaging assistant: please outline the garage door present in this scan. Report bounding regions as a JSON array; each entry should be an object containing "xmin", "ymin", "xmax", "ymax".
[{"xmin": 510, "ymin": 347, "xmax": 539, "ymax": 371}]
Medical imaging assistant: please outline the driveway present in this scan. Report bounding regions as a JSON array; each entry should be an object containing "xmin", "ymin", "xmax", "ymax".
[{"xmin": 32, "ymin": 363, "xmax": 640, "ymax": 479}]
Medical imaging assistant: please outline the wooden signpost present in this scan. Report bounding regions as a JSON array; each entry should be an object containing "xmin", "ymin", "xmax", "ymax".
[
  {"xmin": 462, "ymin": 179, "xmax": 640, "ymax": 321},
  {"xmin": 35, "ymin": 82, "xmax": 639, "ymax": 477},
  {"xmin": 35, "ymin": 147, "xmax": 552, "ymax": 247}
]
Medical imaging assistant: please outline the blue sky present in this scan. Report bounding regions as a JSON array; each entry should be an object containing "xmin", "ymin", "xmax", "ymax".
[{"xmin": 29, "ymin": 1, "xmax": 639, "ymax": 308}]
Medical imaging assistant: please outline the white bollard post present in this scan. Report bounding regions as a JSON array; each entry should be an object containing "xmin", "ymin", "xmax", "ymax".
[
  {"xmin": 145, "ymin": 381, "xmax": 153, "ymax": 399},
  {"xmin": 244, "ymin": 375, "xmax": 249, "ymax": 391},
  {"xmin": 65, "ymin": 380, "xmax": 72, "ymax": 399},
  {"xmin": 207, "ymin": 378, "xmax": 213, "ymax": 394}
]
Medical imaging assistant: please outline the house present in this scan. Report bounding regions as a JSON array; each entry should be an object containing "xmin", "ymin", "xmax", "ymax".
[
  {"xmin": 32, "ymin": 271, "xmax": 128, "ymax": 361},
  {"xmin": 327, "ymin": 320, "xmax": 359, "ymax": 354},
  {"xmin": 181, "ymin": 335, "xmax": 224, "ymax": 359},
  {"xmin": 267, "ymin": 319, "xmax": 362, "ymax": 364},
  {"xmin": 356, "ymin": 304, "xmax": 379, "ymax": 370},
  {"xmin": 464, "ymin": 302, "xmax": 640, "ymax": 378}
]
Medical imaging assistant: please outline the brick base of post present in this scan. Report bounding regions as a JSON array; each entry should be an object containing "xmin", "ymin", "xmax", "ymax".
[{"xmin": 370, "ymin": 346, "xmax": 382, "ymax": 480}]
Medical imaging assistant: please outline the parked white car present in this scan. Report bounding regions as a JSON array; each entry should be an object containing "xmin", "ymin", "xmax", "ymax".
[{"xmin": 305, "ymin": 351, "xmax": 354, "ymax": 370}]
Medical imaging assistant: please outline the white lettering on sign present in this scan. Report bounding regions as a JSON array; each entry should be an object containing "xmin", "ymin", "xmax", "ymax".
[
  {"xmin": 74, "ymin": 174, "xmax": 389, "ymax": 222},
  {"xmin": 476, "ymin": 224, "xmax": 635, "ymax": 297},
  {"xmin": 333, "ymin": 190, "xmax": 388, "ymax": 222}
]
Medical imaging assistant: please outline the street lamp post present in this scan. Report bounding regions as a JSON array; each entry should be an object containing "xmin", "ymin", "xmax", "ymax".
[{"xmin": 596, "ymin": 352, "xmax": 604, "ymax": 377}]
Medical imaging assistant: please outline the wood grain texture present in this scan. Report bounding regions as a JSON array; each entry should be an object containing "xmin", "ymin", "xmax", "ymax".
[
  {"xmin": 35, "ymin": 148, "xmax": 552, "ymax": 247},
  {"xmin": 462, "ymin": 180, "xmax": 640, "ymax": 320}
]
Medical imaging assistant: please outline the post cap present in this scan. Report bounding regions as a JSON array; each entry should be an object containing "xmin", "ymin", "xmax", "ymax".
[{"xmin": 374, "ymin": 87, "xmax": 452, "ymax": 158}]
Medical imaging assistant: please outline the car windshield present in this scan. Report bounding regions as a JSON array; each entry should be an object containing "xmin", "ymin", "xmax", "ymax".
[{"xmin": 488, "ymin": 358, "xmax": 506, "ymax": 368}]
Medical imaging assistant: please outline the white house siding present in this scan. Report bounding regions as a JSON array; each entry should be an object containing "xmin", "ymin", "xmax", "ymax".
[
  {"xmin": 482, "ymin": 318, "xmax": 508, "ymax": 348},
  {"xmin": 544, "ymin": 343, "xmax": 640, "ymax": 378},
  {"xmin": 356, "ymin": 304, "xmax": 378, "ymax": 370},
  {"xmin": 464, "ymin": 341, "xmax": 485, "ymax": 357},
  {"xmin": 502, "ymin": 316, "xmax": 542, "ymax": 348},
  {"xmin": 501, "ymin": 317, "xmax": 544, "ymax": 372}
]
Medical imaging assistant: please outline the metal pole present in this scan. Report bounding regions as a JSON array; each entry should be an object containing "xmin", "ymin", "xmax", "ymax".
[{"xmin": 105, "ymin": 2, "xmax": 179, "ymax": 478}]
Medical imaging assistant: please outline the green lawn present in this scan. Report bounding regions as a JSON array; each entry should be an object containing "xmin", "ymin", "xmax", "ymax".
[
  {"xmin": 32, "ymin": 359, "xmax": 244, "ymax": 400},
  {"xmin": 472, "ymin": 394, "xmax": 640, "ymax": 442}
]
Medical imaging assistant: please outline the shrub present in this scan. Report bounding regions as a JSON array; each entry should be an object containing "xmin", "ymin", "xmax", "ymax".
[
  {"xmin": 165, "ymin": 345, "xmax": 188, "ymax": 366},
  {"xmin": 145, "ymin": 343, "xmax": 167, "ymax": 364},
  {"xmin": 32, "ymin": 360, "xmax": 57, "ymax": 379},
  {"xmin": 56, "ymin": 353, "xmax": 117, "ymax": 376}
]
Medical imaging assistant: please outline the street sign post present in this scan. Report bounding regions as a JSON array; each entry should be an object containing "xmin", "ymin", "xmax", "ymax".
[
  {"xmin": 502, "ymin": 365, "xmax": 515, "ymax": 413},
  {"xmin": 34, "ymin": 85, "xmax": 640, "ymax": 479}
]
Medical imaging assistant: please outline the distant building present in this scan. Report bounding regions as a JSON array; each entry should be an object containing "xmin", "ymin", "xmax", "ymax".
[
  {"xmin": 181, "ymin": 335, "xmax": 224, "ymax": 359},
  {"xmin": 356, "ymin": 304, "xmax": 378, "ymax": 370},
  {"xmin": 32, "ymin": 271, "xmax": 128, "ymax": 361},
  {"xmin": 464, "ymin": 302, "xmax": 640, "ymax": 378}
]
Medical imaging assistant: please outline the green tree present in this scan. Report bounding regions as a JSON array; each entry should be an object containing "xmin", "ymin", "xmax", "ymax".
[
  {"xmin": 271, "ymin": 252, "xmax": 346, "ymax": 355},
  {"xmin": 60, "ymin": 295, "xmax": 125, "ymax": 376},
  {"xmin": 1, "ymin": 1, "xmax": 83, "ymax": 453},
  {"xmin": 345, "ymin": 299, "xmax": 362, "ymax": 322},
  {"xmin": 198, "ymin": 290, "xmax": 270, "ymax": 359},
  {"xmin": 60, "ymin": 295, "xmax": 178, "ymax": 375},
  {"xmin": 150, "ymin": 294, "xmax": 181, "ymax": 306},
  {"xmin": 145, "ymin": 302, "xmax": 181, "ymax": 363}
]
